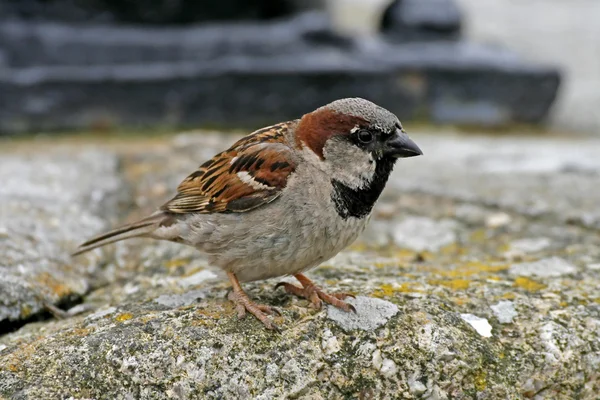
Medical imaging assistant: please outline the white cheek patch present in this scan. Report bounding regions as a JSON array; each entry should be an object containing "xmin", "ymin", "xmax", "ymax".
[
  {"xmin": 237, "ymin": 171, "xmax": 275, "ymax": 190},
  {"xmin": 323, "ymin": 139, "xmax": 376, "ymax": 190}
]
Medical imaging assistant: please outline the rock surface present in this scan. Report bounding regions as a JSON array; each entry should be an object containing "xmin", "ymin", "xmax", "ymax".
[
  {"xmin": 1, "ymin": 130, "xmax": 599, "ymax": 399},
  {"xmin": 0, "ymin": 149, "xmax": 125, "ymax": 326}
]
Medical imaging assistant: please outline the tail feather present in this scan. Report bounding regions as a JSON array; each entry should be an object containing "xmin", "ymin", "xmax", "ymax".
[{"xmin": 72, "ymin": 213, "xmax": 164, "ymax": 256}]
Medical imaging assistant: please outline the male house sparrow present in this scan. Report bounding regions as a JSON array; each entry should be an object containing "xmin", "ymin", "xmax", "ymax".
[{"xmin": 73, "ymin": 98, "xmax": 422, "ymax": 330}]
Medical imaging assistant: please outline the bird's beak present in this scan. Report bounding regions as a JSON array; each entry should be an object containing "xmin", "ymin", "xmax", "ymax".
[{"xmin": 384, "ymin": 130, "xmax": 423, "ymax": 158}]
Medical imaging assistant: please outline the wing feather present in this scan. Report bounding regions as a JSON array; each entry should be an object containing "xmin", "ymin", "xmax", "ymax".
[{"xmin": 161, "ymin": 122, "xmax": 297, "ymax": 214}]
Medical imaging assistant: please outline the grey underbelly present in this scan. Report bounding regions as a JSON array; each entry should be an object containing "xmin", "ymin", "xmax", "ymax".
[{"xmin": 181, "ymin": 206, "xmax": 368, "ymax": 282}]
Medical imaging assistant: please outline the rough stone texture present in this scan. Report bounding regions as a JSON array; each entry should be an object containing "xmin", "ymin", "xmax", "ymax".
[
  {"xmin": 1, "ymin": 130, "xmax": 599, "ymax": 398},
  {"xmin": 381, "ymin": 0, "xmax": 462, "ymax": 41},
  {"xmin": 0, "ymin": 149, "xmax": 126, "ymax": 325}
]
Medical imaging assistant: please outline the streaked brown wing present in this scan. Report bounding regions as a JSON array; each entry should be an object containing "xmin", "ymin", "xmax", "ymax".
[{"xmin": 161, "ymin": 122, "xmax": 297, "ymax": 214}]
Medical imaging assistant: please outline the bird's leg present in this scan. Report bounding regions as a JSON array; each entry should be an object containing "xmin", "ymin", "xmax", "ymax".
[
  {"xmin": 227, "ymin": 272, "xmax": 281, "ymax": 331},
  {"xmin": 276, "ymin": 273, "xmax": 356, "ymax": 313}
]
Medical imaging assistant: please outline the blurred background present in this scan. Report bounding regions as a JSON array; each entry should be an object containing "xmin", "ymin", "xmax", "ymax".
[{"xmin": 0, "ymin": 0, "xmax": 597, "ymax": 135}]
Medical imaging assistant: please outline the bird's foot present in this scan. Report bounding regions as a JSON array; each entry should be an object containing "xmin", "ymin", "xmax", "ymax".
[
  {"xmin": 227, "ymin": 272, "xmax": 281, "ymax": 331},
  {"xmin": 276, "ymin": 273, "xmax": 356, "ymax": 313}
]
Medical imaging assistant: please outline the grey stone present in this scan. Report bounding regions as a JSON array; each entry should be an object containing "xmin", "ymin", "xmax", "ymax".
[
  {"xmin": 327, "ymin": 296, "xmax": 399, "ymax": 331},
  {"xmin": 154, "ymin": 290, "xmax": 207, "ymax": 308},
  {"xmin": 177, "ymin": 270, "xmax": 219, "ymax": 288},
  {"xmin": 509, "ymin": 257, "xmax": 577, "ymax": 278},
  {"xmin": 490, "ymin": 301, "xmax": 518, "ymax": 324},
  {"xmin": 392, "ymin": 217, "xmax": 457, "ymax": 252},
  {"xmin": 0, "ymin": 150, "xmax": 125, "ymax": 324},
  {"xmin": 460, "ymin": 313, "xmax": 492, "ymax": 337},
  {"xmin": 382, "ymin": 0, "xmax": 462, "ymax": 42},
  {"xmin": 508, "ymin": 238, "xmax": 551, "ymax": 254}
]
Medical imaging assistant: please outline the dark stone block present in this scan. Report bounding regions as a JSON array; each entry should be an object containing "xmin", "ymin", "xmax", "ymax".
[
  {"xmin": 0, "ymin": 0, "xmax": 313, "ymax": 24},
  {"xmin": 0, "ymin": 39, "xmax": 560, "ymax": 133},
  {"xmin": 359, "ymin": 41, "xmax": 561, "ymax": 124},
  {"xmin": 0, "ymin": 13, "xmax": 332, "ymax": 67},
  {"xmin": 381, "ymin": 0, "xmax": 462, "ymax": 42}
]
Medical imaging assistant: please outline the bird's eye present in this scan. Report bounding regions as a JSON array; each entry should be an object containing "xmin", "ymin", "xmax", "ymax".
[{"xmin": 357, "ymin": 130, "xmax": 374, "ymax": 144}]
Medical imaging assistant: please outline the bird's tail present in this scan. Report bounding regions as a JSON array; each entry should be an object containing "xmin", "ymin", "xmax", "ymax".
[{"xmin": 72, "ymin": 213, "xmax": 165, "ymax": 256}]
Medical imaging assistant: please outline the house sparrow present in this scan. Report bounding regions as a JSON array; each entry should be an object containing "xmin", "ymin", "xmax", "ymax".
[{"xmin": 73, "ymin": 98, "xmax": 422, "ymax": 330}]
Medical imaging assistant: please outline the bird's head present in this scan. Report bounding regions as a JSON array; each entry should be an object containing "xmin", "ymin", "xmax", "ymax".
[{"xmin": 296, "ymin": 97, "xmax": 422, "ymax": 190}]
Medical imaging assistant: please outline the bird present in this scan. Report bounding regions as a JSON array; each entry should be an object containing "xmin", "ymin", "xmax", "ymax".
[{"xmin": 73, "ymin": 98, "xmax": 423, "ymax": 330}]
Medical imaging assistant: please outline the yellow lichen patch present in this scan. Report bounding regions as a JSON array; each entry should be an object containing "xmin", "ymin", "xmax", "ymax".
[
  {"xmin": 20, "ymin": 304, "xmax": 32, "ymax": 319},
  {"xmin": 513, "ymin": 277, "xmax": 546, "ymax": 292},
  {"xmin": 181, "ymin": 266, "xmax": 206, "ymax": 277},
  {"xmin": 35, "ymin": 272, "xmax": 72, "ymax": 297},
  {"xmin": 439, "ymin": 243, "xmax": 463, "ymax": 256},
  {"xmin": 496, "ymin": 243, "xmax": 511, "ymax": 253},
  {"xmin": 373, "ymin": 259, "xmax": 410, "ymax": 269},
  {"xmin": 164, "ymin": 258, "xmax": 190, "ymax": 269},
  {"xmin": 372, "ymin": 284, "xmax": 397, "ymax": 297},
  {"xmin": 139, "ymin": 315, "xmax": 158, "ymax": 324},
  {"xmin": 429, "ymin": 261, "xmax": 508, "ymax": 279},
  {"xmin": 191, "ymin": 319, "xmax": 215, "ymax": 327},
  {"xmin": 195, "ymin": 308, "xmax": 223, "ymax": 319},
  {"xmin": 115, "ymin": 313, "xmax": 133, "ymax": 322},
  {"xmin": 393, "ymin": 248, "xmax": 422, "ymax": 260},
  {"xmin": 67, "ymin": 327, "xmax": 92, "ymax": 337},
  {"xmin": 348, "ymin": 242, "xmax": 368, "ymax": 252},
  {"xmin": 450, "ymin": 296, "xmax": 470, "ymax": 306},
  {"xmin": 474, "ymin": 370, "xmax": 487, "ymax": 391},
  {"xmin": 429, "ymin": 279, "xmax": 470, "ymax": 291},
  {"xmin": 469, "ymin": 229, "xmax": 488, "ymax": 243},
  {"xmin": 501, "ymin": 292, "xmax": 516, "ymax": 300},
  {"xmin": 372, "ymin": 282, "xmax": 422, "ymax": 298}
]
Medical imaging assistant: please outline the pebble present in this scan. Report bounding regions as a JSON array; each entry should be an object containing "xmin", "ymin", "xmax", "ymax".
[
  {"xmin": 154, "ymin": 289, "xmax": 207, "ymax": 308},
  {"xmin": 392, "ymin": 217, "xmax": 457, "ymax": 252},
  {"xmin": 177, "ymin": 270, "xmax": 218, "ymax": 288},
  {"xmin": 509, "ymin": 257, "xmax": 576, "ymax": 277},
  {"xmin": 485, "ymin": 212, "xmax": 512, "ymax": 228},
  {"xmin": 490, "ymin": 300, "xmax": 518, "ymax": 324},
  {"xmin": 408, "ymin": 372, "xmax": 427, "ymax": 396},
  {"xmin": 85, "ymin": 306, "xmax": 117, "ymax": 321},
  {"xmin": 321, "ymin": 329, "xmax": 341, "ymax": 354},
  {"xmin": 460, "ymin": 314, "xmax": 492, "ymax": 337},
  {"xmin": 508, "ymin": 237, "xmax": 551, "ymax": 254},
  {"xmin": 328, "ymin": 296, "xmax": 399, "ymax": 331}
]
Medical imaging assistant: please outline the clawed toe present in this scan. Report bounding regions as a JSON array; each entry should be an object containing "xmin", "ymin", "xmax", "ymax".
[
  {"xmin": 276, "ymin": 274, "xmax": 356, "ymax": 313},
  {"xmin": 227, "ymin": 273, "xmax": 280, "ymax": 331}
]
